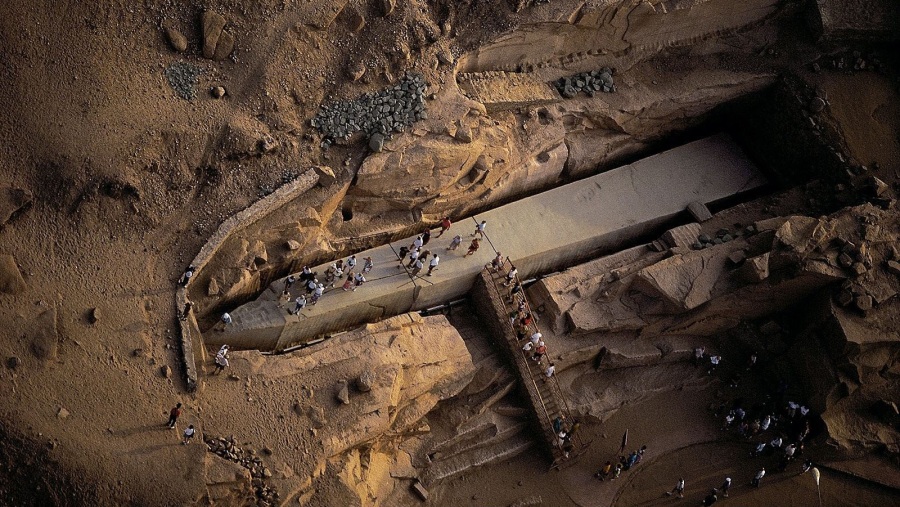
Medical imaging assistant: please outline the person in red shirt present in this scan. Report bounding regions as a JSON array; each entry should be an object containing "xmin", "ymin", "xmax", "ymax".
[
  {"xmin": 437, "ymin": 217, "xmax": 452, "ymax": 237},
  {"xmin": 167, "ymin": 403, "xmax": 182, "ymax": 429}
]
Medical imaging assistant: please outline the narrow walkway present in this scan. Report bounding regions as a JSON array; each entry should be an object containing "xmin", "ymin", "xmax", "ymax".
[
  {"xmin": 213, "ymin": 134, "xmax": 766, "ymax": 350},
  {"xmin": 472, "ymin": 259, "xmax": 583, "ymax": 467}
]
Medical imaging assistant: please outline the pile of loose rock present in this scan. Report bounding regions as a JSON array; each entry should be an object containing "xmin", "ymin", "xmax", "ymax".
[
  {"xmin": 164, "ymin": 62, "xmax": 202, "ymax": 100},
  {"xmin": 554, "ymin": 67, "xmax": 615, "ymax": 98},
  {"xmin": 205, "ymin": 435, "xmax": 278, "ymax": 506},
  {"xmin": 311, "ymin": 73, "xmax": 428, "ymax": 152},
  {"xmin": 692, "ymin": 226, "xmax": 750, "ymax": 249}
]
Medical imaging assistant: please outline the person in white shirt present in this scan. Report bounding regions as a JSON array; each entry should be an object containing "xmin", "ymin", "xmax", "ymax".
[
  {"xmin": 667, "ymin": 478, "xmax": 685, "ymax": 498},
  {"xmin": 292, "ymin": 295, "xmax": 307, "ymax": 314},
  {"xmin": 530, "ymin": 332, "xmax": 543, "ymax": 345},
  {"xmin": 503, "ymin": 266, "xmax": 518, "ymax": 286},
  {"xmin": 427, "ymin": 254, "xmax": 440, "ymax": 276},
  {"xmin": 182, "ymin": 424, "xmax": 195, "ymax": 445},
  {"xmin": 751, "ymin": 468, "xmax": 765, "ymax": 487},
  {"xmin": 544, "ymin": 363, "xmax": 556, "ymax": 379},
  {"xmin": 472, "ymin": 220, "xmax": 486, "ymax": 238}
]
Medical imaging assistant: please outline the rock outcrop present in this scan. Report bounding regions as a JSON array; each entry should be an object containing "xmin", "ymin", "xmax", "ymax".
[
  {"xmin": 527, "ymin": 204, "xmax": 898, "ymax": 429},
  {"xmin": 201, "ymin": 313, "xmax": 476, "ymax": 506}
]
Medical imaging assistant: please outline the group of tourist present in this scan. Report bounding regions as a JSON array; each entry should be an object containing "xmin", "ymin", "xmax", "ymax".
[{"xmin": 594, "ymin": 444, "xmax": 649, "ymax": 482}]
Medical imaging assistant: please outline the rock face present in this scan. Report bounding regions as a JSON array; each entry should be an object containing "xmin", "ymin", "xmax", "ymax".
[{"xmin": 204, "ymin": 314, "xmax": 476, "ymax": 506}]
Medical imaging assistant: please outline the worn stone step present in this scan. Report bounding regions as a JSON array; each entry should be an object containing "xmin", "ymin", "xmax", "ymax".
[{"xmin": 422, "ymin": 433, "xmax": 534, "ymax": 485}]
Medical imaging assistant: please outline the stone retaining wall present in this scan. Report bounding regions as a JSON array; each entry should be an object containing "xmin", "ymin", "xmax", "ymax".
[{"xmin": 175, "ymin": 169, "xmax": 319, "ymax": 390}]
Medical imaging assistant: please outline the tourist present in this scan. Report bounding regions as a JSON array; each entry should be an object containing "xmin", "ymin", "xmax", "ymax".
[
  {"xmin": 213, "ymin": 350, "xmax": 228, "ymax": 374},
  {"xmin": 708, "ymin": 355, "xmax": 721, "ymax": 374},
  {"xmin": 464, "ymin": 238, "xmax": 480, "ymax": 257},
  {"xmin": 410, "ymin": 258, "xmax": 425, "ymax": 277},
  {"xmin": 220, "ymin": 312, "xmax": 233, "ymax": 331},
  {"xmin": 522, "ymin": 341, "xmax": 535, "ymax": 353},
  {"xmin": 324, "ymin": 264, "xmax": 339, "ymax": 288},
  {"xmin": 182, "ymin": 424, "xmax": 195, "ymax": 445},
  {"xmin": 701, "ymin": 489, "xmax": 718, "ymax": 506},
  {"xmin": 412, "ymin": 235, "xmax": 424, "ymax": 250},
  {"xmin": 166, "ymin": 403, "xmax": 182, "ymax": 429},
  {"xmin": 490, "ymin": 252, "xmax": 503, "ymax": 272},
  {"xmin": 544, "ymin": 363, "xmax": 555, "ymax": 380},
  {"xmin": 437, "ymin": 217, "xmax": 452, "ymax": 237},
  {"xmin": 397, "ymin": 246, "xmax": 409, "ymax": 267},
  {"xmin": 626, "ymin": 451, "xmax": 638, "ymax": 469},
  {"xmin": 800, "ymin": 459, "xmax": 813, "ymax": 475},
  {"xmin": 447, "ymin": 235, "xmax": 462, "ymax": 251},
  {"xmin": 427, "ymin": 254, "xmax": 439, "ymax": 276},
  {"xmin": 770, "ymin": 435, "xmax": 783, "ymax": 449},
  {"xmin": 178, "ymin": 266, "xmax": 195, "ymax": 287},
  {"xmin": 552, "ymin": 415, "xmax": 566, "ymax": 433},
  {"xmin": 746, "ymin": 351, "xmax": 758, "ymax": 370},
  {"xmin": 218, "ymin": 344, "xmax": 229, "ymax": 357},
  {"xmin": 503, "ymin": 265, "xmax": 518, "ymax": 286},
  {"xmin": 179, "ymin": 300, "xmax": 193, "ymax": 321},
  {"xmin": 507, "ymin": 281, "xmax": 523, "ymax": 304},
  {"xmin": 515, "ymin": 322, "xmax": 528, "ymax": 341},
  {"xmin": 530, "ymin": 331, "xmax": 543, "ymax": 346},
  {"xmin": 422, "ymin": 229, "xmax": 431, "ymax": 246},
  {"xmin": 720, "ymin": 477, "xmax": 731, "ymax": 497},
  {"xmin": 611, "ymin": 463, "xmax": 623, "ymax": 480},
  {"xmin": 532, "ymin": 341, "xmax": 546, "ymax": 362},
  {"xmin": 292, "ymin": 295, "xmax": 307, "ymax": 314},
  {"xmin": 723, "ymin": 411, "xmax": 735, "ymax": 430},
  {"xmin": 311, "ymin": 283, "xmax": 324, "ymax": 304},
  {"xmin": 362, "ymin": 257, "xmax": 374, "ymax": 274},
  {"xmin": 594, "ymin": 461, "xmax": 613, "ymax": 480},
  {"xmin": 346, "ymin": 255, "xmax": 357, "ymax": 273},
  {"xmin": 299, "ymin": 266, "xmax": 314, "ymax": 283},
  {"xmin": 751, "ymin": 441, "xmax": 766, "ymax": 457},
  {"xmin": 353, "ymin": 272, "xmax": 366, "ymax": 290},
  {"xmin": 406, "ymin": 248, "xmax": 420, "ymax": 268},
  {"xmin": 751, "ymin": 468, "xmax": 765, "ymax": 487},
  {"xmin": 666, "ymin": 478, "xmax": 685, "ymax": 498},
  {"xmin": 284, "ymin": 274, "xmax": 296, "ymax": 291},
  {"xmin": 472, "ymin": 220, "xmax": 486, "ymax": 238},
  {"xmin": 305, "ymin": 277, "xmax": 317, "ymax": 294},
  {"xmin": 342, "ymin": 274, "xmax": 354, "ymax": 291},
  {"xmin": 693, "ymin": 346, "xmax": 705, "ymax": 366},
  {"xmin": 784, "ymin": 443, "xmax": 797, "ymax": 460},
  {"xmin": 761, "ymin": 414, "xmax": 772, "ymax": 432}
]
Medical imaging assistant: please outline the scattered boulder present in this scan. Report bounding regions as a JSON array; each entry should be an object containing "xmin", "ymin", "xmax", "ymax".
[
  {"xmin": 88, "ymin": 307, "xmax": 100, "ymax": 324},
  {"xmin": 285, "ymin": 240, "xmax": 302, "ymax": 251},
  {"xmin": 201, "ymin": 11, "xmax": 232, "ymax": 60},
  {"xmin": 854, "ymin": 294, "xmax": 873, "ymax": 312},
  {"xmin": 454, "ymin": 124, "xmax": 473, "ymax": 143},
  {"xmin": 348, "ymin": 61, "xmax": 366, "ymax": 82},
  {"xmin": 369, "ymin": 133, "xmax": 385, "ymax": 153},
  {"xmin": 0, "ymin": 254, "xmax": 26, "ymax": 294},
  {"xmin": 164, "ymin": 25, "xmax": 188, "ymax": 53},
  {"xmin": 212, "ymin": 31, "xmax": 234, "ymax": 61},
  {"xmin": 0, "ymin": 186, "xmax": 33, "ymax": 226},
  {"xmin": 57, "ymin": 407, "xmax": 69, "ymax": 419},
  {"xmin": 356, "ymin": 370, "xmax": 374, "ymax": 392},
  {"xmin": 30, "ymin": 309, "xmax": 59, "ymax": 361},
  {"xmin": 336, "ymin": 379, "xmax": 350, "ymax": 405},
  {"xmin": 161, "ymin": 365, "xmax": 172, "ymax": 378},
  {"xmin": 211, "ymin": 86, "xmax": 226, "ymax": 99}
]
